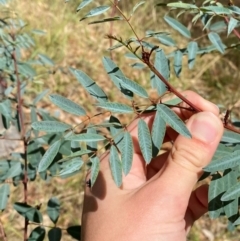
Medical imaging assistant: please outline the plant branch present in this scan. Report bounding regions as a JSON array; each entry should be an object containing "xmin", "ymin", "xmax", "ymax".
[
  {"xmin": 10, "ymin": 35, "xmax": 25, "ymax": 138},
  {"xmin": 109, "ymin": 0, "xmax": 118, "ymax": 59}
]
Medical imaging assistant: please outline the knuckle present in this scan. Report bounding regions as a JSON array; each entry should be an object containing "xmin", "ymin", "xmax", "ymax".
[{"xmin": 169, "ymin": 143, "xmax": 205, "ymax": 171}]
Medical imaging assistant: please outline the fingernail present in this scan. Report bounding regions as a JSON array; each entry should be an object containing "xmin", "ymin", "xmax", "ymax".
[{"xmin": 189, "ymin": 112, "xmax": 221, "ymax": 143}]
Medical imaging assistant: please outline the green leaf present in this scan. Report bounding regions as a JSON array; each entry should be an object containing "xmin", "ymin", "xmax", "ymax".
[
  {"xmin": 221, "ymin": 130, "xmax": 240, "ymax": 143},
  {"xmin": 138, "ymin": 119, "xmax": 152, "ymax": 164},
  {"xmin": 66, "ymin": 133, "xmax": 105, "ymax": 142},
  {"xmin": 163, "ymin": 97, "xmax": 182, "ymax": 106},
  {"xmin": 28, "ymin": 226, "xmax": 46, "ymax": 241},
  {"xmin": 67, "ymin": 226, "xmax": 81, "ymax": 241},
  {"xmin": 47, "ymin": 197, "xmax": 60, "ymax": 224},
  {"xmin": 14, "ymin": 202, "xmax": 42, "ymax": 223},
  {"xmin": 59, "ymin": 158, "xmax": 84, "ymax": 176},
  {"xmin": 33, "ymin": 89, "xmax": 49, "ymax": 105},
  {"xmin": 121, "ymin": 132, "xmax": 133, "ymax": 175},
  {"xmin": 151, "ymin": 49, "xmax": 169, "ymax": 95},
  {"xmin": 0, "ymin": 184, "xmax": 10, "ymax": 211},
  {"xmin": 48, "ymin": 227, "xmax": 62, "ymax": 241},
  {"xmin": 6, "ymin": 161, "xmax": 23, "ymax": 178},
  {"xmin": 204, "ymin": 150, "xmax": 240, "ymax": 172},
  {"xmin": 201, "ymin": 6, "xmax": 232, "ymax": 15},
  {"xmin": 80, "ymin": 6, "xmax": 110, "ymax": 21},
  {"xmin": 228, "ymin": 17, "xmax": 238, "ymax": 36},
  {"xmin": 157, "ymin": 104, "xmax": 191, "ymax": 138},
  {"xmin": 38, "ymin": 54, "xmax": 55, "ymax": 66},
  {"xmin": 187, "ymin": 41, "xmax": 198, "ymax": 69},
  {"xmin": 167, "ymin": 2, "xmax": 198, "ymax": 9},
  {"xmin": 174, "ymin": 49, "xmax": 183, "ymax": 77},
  {"xmin": 70, "ymin": 68, "xmax": 108, "ymax": 102},
  {"xmin": 96, "ymin": 102, "xmax": 133, "ymax": 113},
  {"xmin": 156, "ymin": 34, "xmax": 176, "ymax": 46},
  {"xmin": 77, "ymin": 0, "xmax": 94, "ymax": 11},
  {"xmin": 164, "ymin": 15, "xmax": 191, "ymax": 38},
  {"xmin": 210, "ymin": 20, "xmax": 227, "ymax": 33},
  {"xmin": 114, "ymin": 75, "xmax": 148, "ymax": 98},
  {"xmin": 49, "ymin": 94, "xmax": 86, "ymax": 116},
  {"xmin": 208, "ymin": 173, "xmax": 225, "ymax": 219},
  {"xmin": 86, "ymin": 128, "xmax": 97, "ymax": 154},
  {"xmin": 208, "ymin": 32, "xmax": 225, "ymax": 54},
  {"xmin": 27, "ymin": 140, "xmax": 44, "ymax": 168},
  {"xmin": 32, "ymin": 121, "xmax": 71, "ymax": 133},
  {"xmin": 38, "ymin": 140, "xmax": 62, "ymax": 172},
  {"xmin": 151, "ymin": 111, "xmax": 166, "ymax": 157},
  {"xmin": 102, "ymin": 56, "xmax": 133, "ymax": 99},
  {"xmin": 222, "ymin": 169, "xmax": 239, "ymax": 222},
  {"xmin": 221, "ymin": 181, "xmax": 240, "ymax": 201},
  {"xmin": 131, "ymin": 1, "xmax": 145, "ymax": 16},
  {"xmin": 89, "ymin": 16, "xmax": 122, "ymax": 24},
  {"xmin": 109, "ymin": 145, "xmax": 122, "ymax": 187},
  {"xmin": 90, "ymin": 156, "xmax": 100, "ymax": 186},
  {"xmin": 109, "ymin": 115, "xmax": 124, "ymax": 150}
]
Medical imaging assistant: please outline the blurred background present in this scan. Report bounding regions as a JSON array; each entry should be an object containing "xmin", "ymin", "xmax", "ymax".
[{"xmin": 2, "ymin": 0, "xmax": 240, "ymax": 240}]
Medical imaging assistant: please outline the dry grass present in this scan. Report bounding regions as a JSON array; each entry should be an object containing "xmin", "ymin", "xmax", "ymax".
[{"xmin": 2, "ymin": 0, "xmax": 240, "ymax": 240}]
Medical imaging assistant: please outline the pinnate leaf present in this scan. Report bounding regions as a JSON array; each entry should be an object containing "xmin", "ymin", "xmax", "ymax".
[
  {"xmin": 151, "ymin": 49, "xmax": 169, "ymax": 95},
  {"xmin": 67, "ymin": 226, "xmax": 81, "ymax": 240},
  {"xmin": 47, "ymin": 197, "xmax": 60, "ymax": 224},
  {"xmin": 90, "ymin": 156, "xmax": 100, "ymax": 186},
  {"xmin": 138, "ymin": 119, "xmax": 152, "ymax": 164},
  {"xmin": 204, "ymin": 150, "xmax": 240, "ymax": 172},
  {"xmin": 14, "ymin": 202, "xmax": 42, "ymax": 223},
  {"xmin": 110, "ymin": 145, "xmax": 122, "ymax": 187},
  {"xmin": 0, "ymin": 184, "xmax": 10, "ymax": 211},
  {"xmin": 208, "ymin": 32, "xmax": 225, "ymax": 53},
  {"xmin": 38, "ymin": 140, "xmax": 62, "ymax": 172},
  {"xmin": 228, "ymin": 17, "xmax": 239, "ymax": 36},
  {"xmin": 174, "ymin": 49, "xmax": 183, "ymax": 77},
  {"xmin": 96, "ymin": 102, "xmax": 133, "ymax": 113},
  {"xmin": 48, "ymin": 227, "xmax": 62, "ymax": 241},
  {"xmin": 32, "ymin": 121, "xmax": 71, "ymax": 133},
  {"xmin": 164, "ymin": 15, "xmax": 191, "ymax": 38},
  {"xmin": 28, "ymin": 226, "xmax": 45, "ymax": 241},
  {"xmin": 70, "ymin": 68, "xmax": 108, "ymax": 102},
  {"xmin": 80, "ymin": 6, "xmax": 110, "ymax": 21},
  {"xmin": 187, "ymin": 41, "xmax": 198, "ymax": 69},
  {"xmin": 77, "ymin": 0, "xmax": 94, "ymax": 11},
  {"xmin": 157, "ymin": 104, "xmax": 191, "ymax": 138},
  {"xmin": 221, "ymin": 130, "xmax": 240, "ymax": 143},
  {"xmin": 49, "ymin": 94, "xmax": 86, "ymax": 116},
  {"xmin": 121, "ymin": 132, "xmax": 134, "ymax": 175},
  {"xmin": 151, "ymin": 111, "xmax": 166, "ymax": 157},
  {"xmin": 221, "ymin": 181, "xmax": 240, "ymax": 201},
  {"xmin": 59, "ymin": 158, "xmax": 84, "ymax": 176},
  {"xmin": 102, "ymin": 56, "xmax": 133, "ymax": 99},
  {"xmin": 131, "ymin": 1, "xmax": 145, "ymax": 15},
  {"xmin": 115, "ymin": 75, "xmax": 148, "ymax": 98},
  {"xmin": 66, "ymin": 133, "xmax": 105, "ymax": 142}
]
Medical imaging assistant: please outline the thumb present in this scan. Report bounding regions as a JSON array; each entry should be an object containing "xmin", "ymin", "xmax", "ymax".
[{"xmin": 152, "ymin": 111, "xmax": 223, "ymax": 203}]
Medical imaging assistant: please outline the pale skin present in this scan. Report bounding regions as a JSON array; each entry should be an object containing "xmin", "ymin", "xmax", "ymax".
[{"xmin": 81, "ymin": 91, "xmax": 224, "ymax": 241}]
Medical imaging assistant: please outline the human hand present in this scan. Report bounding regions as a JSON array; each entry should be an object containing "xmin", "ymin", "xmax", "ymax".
[{"xmin": 81, "ymin": 91, "xmax": 224, "ymax": 241}]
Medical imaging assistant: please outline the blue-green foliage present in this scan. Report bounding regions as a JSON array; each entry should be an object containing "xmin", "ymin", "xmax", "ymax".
[{"xmin": 1, "ymin": 0, "xmax": 240, "ymax": 240}]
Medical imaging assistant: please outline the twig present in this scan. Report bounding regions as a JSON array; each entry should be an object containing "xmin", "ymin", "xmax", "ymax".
[
  {"xmin": 109, "ymin": 0, "xmax": 118, "ymax": 59},
  {"xmin": 10, "ymin": 32, "xmax": 28, "ymax": 241}
]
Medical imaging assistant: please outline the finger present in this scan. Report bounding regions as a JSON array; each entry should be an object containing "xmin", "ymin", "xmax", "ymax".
[
  {"xmin": 185, "ymin": 184, "xmax": 209, "ymax": 232},
  {"xmin": 171, "ymin": 90, "xmax": 219, "ymax": 120},
  {"xmin": 149, "ymin": 111, "xmax": 223, "ymax": 211}
]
